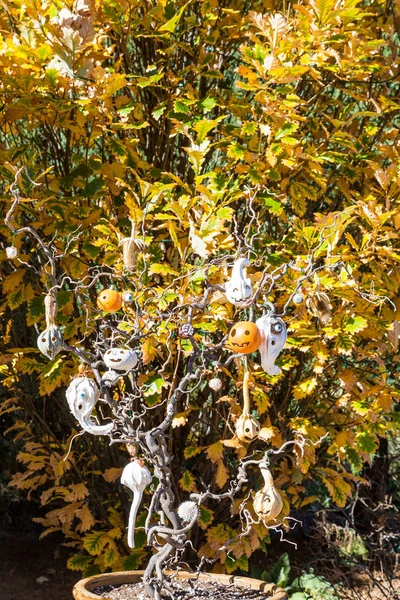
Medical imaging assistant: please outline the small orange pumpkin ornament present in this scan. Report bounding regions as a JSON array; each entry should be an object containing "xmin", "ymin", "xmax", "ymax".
[
  {"xmin": 227, "ymin": 321, "xmax": 262, "ymax": 354},
  {"xmin": 97, "ymin": 289, "xmax": 122, "ymax": 313}
]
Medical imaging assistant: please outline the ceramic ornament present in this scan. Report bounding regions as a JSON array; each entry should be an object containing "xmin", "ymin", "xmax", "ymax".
[
  {"xmin": 37, "ymin": 291, "xmax": 64, "ymax": 360},
  {"xmin": 66, "ymin": 377, "xmax": 113, "ymax": 435},
  {"xmin": 37, "ymin": 325, "xmax": 63, "ymax": 359},
  {"xmin": 293, "ymin": 292, "xmax": 304, "ymax": 305},
  {"xmin": 255, "ymin": 314, "xmax": 287, "ymax": 376},
  {"xmin": 97, "ymin": 289, "xmax": 122, "ymax": 313},
  {"xmin": 119, "ymin": 220, "xmax": 147, "ymax": 271},
  {"xmin": 103, "ymin": 348, "xmax": 138, "ymax": 372},
  {"xmin": 209, "ymin": 377, "xmax": 222, "ymax": 391},
  {"xmin": 6, "ymin": 246, "xmax": 18, "ymax": 259},
  {"xmin": 235, "ymin": 371, "xmax": 260, "ymax": 443},
  {"xmin": 121, "ymin": 460, "xmax": 152, "ymax": 548},
  {"xmin": 225, "ymin": 258, "xmax": 252, "ymax": 306},
  {"xmin": 122, "ymin": 290, "xmax": 134, "ymax": 304},
  {"xmin": 253, "ymin": 463, "xmax": 283, "ymax": 521},
  {"xmin": 178, "ymin": 501, "xmax": 199, "ymax": 523},
  {"xmin": 227, "ymin": 321, "xmax": 262, "ymax": 354}
]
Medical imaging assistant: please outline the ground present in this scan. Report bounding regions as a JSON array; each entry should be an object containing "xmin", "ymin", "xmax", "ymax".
[{"xmin": 0, "ymin": 531, "xmax": 80, "ymax": 600}]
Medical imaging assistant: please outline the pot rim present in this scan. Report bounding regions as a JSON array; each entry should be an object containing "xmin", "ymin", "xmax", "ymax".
[{"xmin": 73, "ymin": 569, "xmax": 287, "ymax": 600}]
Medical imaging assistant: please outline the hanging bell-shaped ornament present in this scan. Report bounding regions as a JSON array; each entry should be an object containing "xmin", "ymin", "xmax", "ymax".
[
  {"xmin": 253, "ymin": 463, "xmax": 283, "ymax": 521},
  {"xmin": 236, "ymin": 413, "xmax": 261, "ymax": 443}
]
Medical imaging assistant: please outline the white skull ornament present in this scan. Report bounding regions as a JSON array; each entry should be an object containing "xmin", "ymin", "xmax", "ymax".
[
  {"xmin": 66, "ymin": 377, "xmax": 113, "ymax": 436},
  {"xmin": 103, "ymin": 348, "xmax": 138, "ymax": 372}
]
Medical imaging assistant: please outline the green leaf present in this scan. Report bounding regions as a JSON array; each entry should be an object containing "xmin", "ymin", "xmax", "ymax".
[
  {"xmin": 258, "ymin": 192, "xmax": 283, "ymax": 215},
  {"xmin": 67, "ymin": 554, "xmax": 92, "ymax": 571},
  {"xmin": 149, "ymin": 263, "xmax": 179, "ymax": 276},
  {"xmin": 225, "ymin": 553, "xmax": 248, "ymax": 574},
  {"xmin": 122, "ymin": 550, "xmax": 147, "ymax": 571},
  {"xmin": 198, "ymin": 506, "xmax": 214, "ymax": 529},
  {"xmin": 193, "ymin": 118, "xmax": 223, "ymax": 143},
  {"xmin": 179, "ymin": 469, "xmax": 197, "ymax": 492},
  {"xmin": 357, "ymin": 432, "xmax": 378, "ymax": 454},
  {"xmin": 270, "ymin": 553, "xmax": 291, "ymax": 588},
  {"xmin": 184, "ymin": 446, "xmax": 205, "ymax": 458},
  {"xmin": 159, "ymin": 1, "xmax": 191, "ymax": 33},
  {"xmin": 199, "ymin": 97, "xmax": 217, "ymax": 112},
  {"xmin": 344, "ymin": 316, "xmax": 368, "ymax": 334},
  {"xmin": 83, "ymin": 531, "xmax": 108, "ymax": 556}
]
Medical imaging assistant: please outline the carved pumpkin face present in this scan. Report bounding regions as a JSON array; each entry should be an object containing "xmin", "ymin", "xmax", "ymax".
[
  {"xmin": 97, "ymin": 289, "xmax": 122, "ymax": 312},
  {"xmin": 227, "ymin": 321, "xmax": 262, "ymax": 354}
]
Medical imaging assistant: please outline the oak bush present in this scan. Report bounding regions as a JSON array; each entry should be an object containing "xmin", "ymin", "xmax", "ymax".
[{"xmin": 0, "ymin": 0, "xmax": 400, "ymax": 578}]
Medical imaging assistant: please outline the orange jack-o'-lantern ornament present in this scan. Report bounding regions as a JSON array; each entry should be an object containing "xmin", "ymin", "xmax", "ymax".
[
  {"xmin": 227, "ymin": 321, "xmax": 262, "ymax": 354},
  {"xmin": 97, "ymin": 289, "xmax": 122, "ymax": 313}
]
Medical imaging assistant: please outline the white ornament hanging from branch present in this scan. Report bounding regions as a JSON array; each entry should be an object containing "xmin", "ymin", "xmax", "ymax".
[
  {"xmin": 235, "ymin": 369, "xmax": 260, "ymax": 443},
  {"xmin": 253, "ymin": 462, "xmax": 283, "ymax": 522},
  {"xmin": 225, "ymin": 257, "xmax": 253, "ymax": 306},
  {"xmin": 66, "ymin": 377, "xmax": 113, "ymax": 436},
  {"xmin": 256, "ymin": 311, "xmax": 287, "ymax": 376},
  {"xmin": 121, "ymin": 460, "xmax": 152, "ymax": 549}
]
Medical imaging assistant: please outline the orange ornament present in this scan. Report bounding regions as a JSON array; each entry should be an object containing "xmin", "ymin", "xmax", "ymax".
[
  {"xmin": 97, "ymin": 289, "xmax": 122, "ymax": 313},
  {"xmin": 227, "ymin": 321, "xmax": 262, "ymax": 354}
]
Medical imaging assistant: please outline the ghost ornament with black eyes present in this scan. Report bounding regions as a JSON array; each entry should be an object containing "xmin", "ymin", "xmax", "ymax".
[
  {"xmin": 103, "ymin": 348, "xmax": 138, "ymax": 373},
  {"xmin": 255, "ymin": 313, "xmax": 287, "ymax": 376},
  {"xmin": 225, "ymin": 258, "xmax": 252, "ymax": 307},
  {"xmin": 66, "ymin": 377, "xmax": 113, "ymax": 436}
]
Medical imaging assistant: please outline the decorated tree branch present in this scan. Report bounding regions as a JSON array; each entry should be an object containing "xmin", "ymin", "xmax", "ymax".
[
  {"xmin": 0, "ymin": 0, "xmax": 399, "ymax": 597},
  {"xmin": 4, "ymin": 162, "xmax": 394, "ymax": 598}
]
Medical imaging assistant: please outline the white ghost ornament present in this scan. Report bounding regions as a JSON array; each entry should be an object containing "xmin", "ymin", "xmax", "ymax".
[
  {"xmin": 255, "ymin": 314, "xmax": 287, "ymax": 376},
  {"xmin": 121, "ymin": 460, "xmax": 152, "ymax": 549},
  {"xmin": 103, "ymin": 348, "xmax": 138, "ymax": 372},
  {"xmin": 66, "ymin": 377, "xmax": 113, "ymax": 435},
  {"xmin": 225, "ymin": 258, "xmax": 252, "ymax": 306}
]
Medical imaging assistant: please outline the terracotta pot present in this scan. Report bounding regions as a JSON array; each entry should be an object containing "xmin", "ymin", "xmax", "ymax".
[{"xmin": 73, "ymin": 570, "xmax": 287, "ymax": 600}]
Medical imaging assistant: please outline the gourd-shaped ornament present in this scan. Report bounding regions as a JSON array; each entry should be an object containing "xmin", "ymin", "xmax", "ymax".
[
  {"xmin": 255, "ymin": 312, "xmax": 287, "ymax": 376},
  {"xmin": 119, "ymin": 220, "xmax": 147, "ymax": 271},
  {"xmin": 37, "ymin": 292, "xmax": 63, "ymax": 359},
  {"xmin": 66, "ymin": 377, "xmax": 113, "ymax": 435},
  {"xmin": 253, "ymin": 463, "xmax": 283, "ymax": 521},
  {"xmin": 225, "ymin": 258, "xmax": 252, "ymax": 306},
  {"xmin": 235, "ymin": 371, "xmax": 260, "ymax": 443},
  {"xmin": 121, "ymin": 460, "xmax": 152, "ymax": 548}
]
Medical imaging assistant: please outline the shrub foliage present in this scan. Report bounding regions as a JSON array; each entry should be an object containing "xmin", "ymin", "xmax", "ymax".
[{"xmin": 0, "ymin": 0, "xmax": 400, "ymax": 577}]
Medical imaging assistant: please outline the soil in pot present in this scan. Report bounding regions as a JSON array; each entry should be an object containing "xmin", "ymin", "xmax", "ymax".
[{"xmin": 95, "ymin": 578, "xmax": 284, "ymax": 600}]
